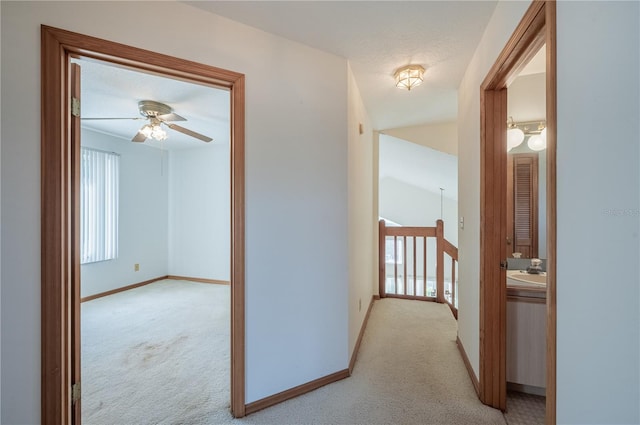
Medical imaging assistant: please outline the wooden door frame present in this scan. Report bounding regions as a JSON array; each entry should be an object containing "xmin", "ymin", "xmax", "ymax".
[
  {"xmin": 41, "ymin": 25, "xmax": 246, "ymax": 423},
  {"xmin": 479, "ymin": 1, "xmax": 556, "ymax": 423}
]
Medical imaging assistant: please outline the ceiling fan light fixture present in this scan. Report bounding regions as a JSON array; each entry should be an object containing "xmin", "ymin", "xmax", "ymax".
[
  {"xmin": 138, "ymin": 121, "xmax": 167, "ymax": 141},
  {"xmin": 394, "ymin": 65, "xmax": 425, "ymax": 91}
]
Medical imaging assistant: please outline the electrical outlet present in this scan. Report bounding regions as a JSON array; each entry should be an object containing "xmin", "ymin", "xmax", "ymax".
[{"xmin": 134, "ymin": 263, "xmax": 140, "ymax": 272}]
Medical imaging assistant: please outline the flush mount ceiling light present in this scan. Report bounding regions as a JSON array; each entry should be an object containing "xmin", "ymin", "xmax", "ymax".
[{"xmin": 394, "ymin": 65, "xmax": 425, "ymax": 91}]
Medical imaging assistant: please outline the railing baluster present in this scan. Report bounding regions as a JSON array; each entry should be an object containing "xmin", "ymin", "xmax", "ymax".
[
  {"xmin": 413, "ymin": 236, "xmax": 417, "ymax": 296},
  {"xmin": 403, "ymin": 236, "xmax": 407, "ymax": 295},
  {"xmin": 452, "ymin": 258, "xmax": 456, "ymax": 309},
  {"xmin": 394, "ymin": 235, "xmax": 398, "ymax": 295},
  {"xmin": 422, "ymin": 236, "xmax": 427, "ymax": 297},
  {"xmin": 423, "ymin": 236, "xmax": 427, "ymax": 297},
  {"xmin": 436, "ymin": 219, "xmax": 444, "ymax": 303}
]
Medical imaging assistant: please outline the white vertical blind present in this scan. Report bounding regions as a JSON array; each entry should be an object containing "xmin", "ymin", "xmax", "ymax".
[{"xmin": 81, "ymin": 147, "xmax": 119, "ymax": 264}]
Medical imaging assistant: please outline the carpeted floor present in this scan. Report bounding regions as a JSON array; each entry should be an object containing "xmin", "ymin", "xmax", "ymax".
[
  {"xmin": 82, "ymin": 281, "xmax": 505, "ymax": 424},
  {"xmin": 82, "ymin": 279, "xmax": 230, "ymax": 424}
]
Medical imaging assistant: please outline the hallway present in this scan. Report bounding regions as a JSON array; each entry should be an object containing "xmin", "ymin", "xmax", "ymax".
[{"xmin": 205, "ymin": 298, "xmax": 505, "ymax": 424}]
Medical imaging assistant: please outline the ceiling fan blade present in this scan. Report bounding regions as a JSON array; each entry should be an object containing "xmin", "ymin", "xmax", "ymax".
[
  {"xmin": 157, "ymin": 112, "xmax": 186, "ymax": 122},
  {"xmin": 131, "ymin": 131, "xmax": 147, "ymax": 143},
  {"xmin": 166, "ymin": 123, "xmax": 212, "ymax": 142},
  {"xmin": 81, "ymin": 117, "xmax": 143, "ymax": 121}
]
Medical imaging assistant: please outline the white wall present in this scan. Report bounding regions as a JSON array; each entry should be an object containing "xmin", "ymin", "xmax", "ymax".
[
  {"xmin": 383, "ymin": 121, "xmax": 458, "ymax": 156},
  {"xmin": 456, "ymin": 0, "xmax": 532, "ymax": 378},
  {"xmin": 459, "ymin": 2, "xmax": 640, "ymax": 423},
  {"xmin": 347, "ymin": 64, "xmax": 375, "ymax": 358},
  {"xmin": 556, "ymin": 2, "xmax": 639, "ymax": 423},
  {"xmin": 80, "ymin": 129, "xmax": 169, "ymax": 298},
  {"xmin": 0, "ymin": 2, "xmax": 349, "ymax": 421},
  {"xmin": 168, "ymin": 144, "xmax": 230, "ymax": 281},
  {"xmin": 379, "ymin": 177, "xmax": 458, "ymax": 246}
]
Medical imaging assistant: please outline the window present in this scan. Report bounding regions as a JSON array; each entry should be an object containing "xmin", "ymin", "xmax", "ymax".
[{"xmin": 80, "ymin": 147, "xmax": 119, "ymax": 264}]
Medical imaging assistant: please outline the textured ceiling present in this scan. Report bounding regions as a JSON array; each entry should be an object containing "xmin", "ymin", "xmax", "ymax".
[{"xmin": 184, "ymin": 1, "xmax": 498, "ymax": 130}]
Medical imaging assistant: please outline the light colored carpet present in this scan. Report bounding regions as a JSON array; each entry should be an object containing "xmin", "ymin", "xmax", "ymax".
[
  {"xmin": 81, "ymin": 279, "xmax": 230, "ymax": 424},
  {"xmin": 82, "ymin": 281, "xmax": 505, "ymax": 424}
]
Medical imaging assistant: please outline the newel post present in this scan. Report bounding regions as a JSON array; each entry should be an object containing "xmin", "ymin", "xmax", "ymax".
[
  {"xmin": 436, "ymin": 219, "xmax": 445, "ymax": 303},
  {"xmin": 378, "ymin": 219, "xmax": 386, "ymax": 298}
]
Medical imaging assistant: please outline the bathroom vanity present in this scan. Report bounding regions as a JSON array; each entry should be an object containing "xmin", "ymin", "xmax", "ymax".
[{"xmin": 506, "ymin": 270, "xmax": 547, "ymax": 395}]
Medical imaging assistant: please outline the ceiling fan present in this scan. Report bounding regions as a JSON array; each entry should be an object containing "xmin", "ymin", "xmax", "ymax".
[{"xmin": 81, "ymin": 100, "xmax": 213, "ymax": 143}]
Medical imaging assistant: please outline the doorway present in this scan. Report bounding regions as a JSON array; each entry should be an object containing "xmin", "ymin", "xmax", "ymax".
[
  {"xmin": 478, "ymin": 1, "xmax": 557, "ymax": 424},
  {"xmin": 75, "ymin": 57, "xmax": 232, "ymax": 422},
  {"xmin": 41, "ymin": 26, "xmax": 246, "ymax": 422}
]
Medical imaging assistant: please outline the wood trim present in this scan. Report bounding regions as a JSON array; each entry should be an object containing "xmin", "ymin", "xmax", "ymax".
[
  {"xmin": 80, "ymin": 276, "xmax": 168, "ymax": 303},
  {"xmin": 378, "ymin": 220, "xmax": 386, "ymax": 297},
  {"xmin": 245, "ymin": 369, "xmax": 350, "ymax": 415},
  {"xmin": 70, "ymin": 62, "xmax": 82, "ymax": 425},
  {"xmin": 373, "ymin": 295, "xmax": 381, "ymax": 300},
  {"xmin": 479, "ymin": 87, "xmax": 509, "ymax": 411},
  {"xmin": 457, "ymin": 336, "xmax": 479, "ymax": 396},
  {"xmin": 447, "ymin": 303, "xmax": 458, "ymax": 320},
  {"xmin": 444, "ymin": 239, "xmax": 458, "ymax": 259},
  {"xmin": 481, "ymin": 1, "xmax": 546, "ymax": 91},
  {"xmin": 230, "ymin": 72, "xmax": 246, "ymax": 419},
  {"xmin": 436, "ymin": 219, "xmax": 445, "ymax": 303},
  {"xmin": 41, "ymin": 25, "xmax": 246, "ymax": 422},
  {"xmin": 167, "ymin": 275, "xmax": 230, "ymax": 285},
  {"xmin": 384, "ymin": 226, "xmax": 437, "ymax": 238},
  {"xmin": 479, "ymin": 1, "xmax": 556, "ymax": 420},
  {"xmin": 545, "ymin": 2, "xmax": 557, "ymax": 423},
  {"xmin": 41, "ymin": 26, "xmax": 70, "ymax": 424},
  {"xmin": 349, "ymin": 296, "xmax": 376, "ymax": 374}
]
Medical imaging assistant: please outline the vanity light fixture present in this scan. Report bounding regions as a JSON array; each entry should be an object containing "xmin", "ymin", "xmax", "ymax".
[
  {"xmin": 507, "ymin": 118, "xmax": 547, "ymax": 151},
  {"xmin": 394, "ymin": 65, "xmax": 425, "ymax": 91}
]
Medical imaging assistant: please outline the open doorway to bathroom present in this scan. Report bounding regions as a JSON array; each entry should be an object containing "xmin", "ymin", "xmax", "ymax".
[
  {"xmin": 478, "ymin": 1, "xmax": 556, "ymax": 424},
  {"xmin": 503, "ymin": 43, "xmax": 548, "ymax": 424}
]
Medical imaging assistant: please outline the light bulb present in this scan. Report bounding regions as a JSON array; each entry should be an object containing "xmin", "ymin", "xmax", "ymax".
[
  {"xmin": 528, "ymin": 134, "xmax": 546, "ymax": 151},
  {"xmin": 507, "ymin": 128, "xmax": 525, "ymax": 150},
  {"xmin": 151, "ymin": 125, "xmax": 167, "ymax": 140},
  {"xmin": 540, "ymin": 127, "xmax": 547, "ymax": 142},
  {"xmin": 139, "ymin": 124, "xmax": 153, "ymax": 138}
]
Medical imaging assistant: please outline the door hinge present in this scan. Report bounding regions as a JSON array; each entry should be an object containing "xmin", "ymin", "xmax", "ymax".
[
  {"xmin": 72, "ymin": 382, "xmax": 81, "ymax": 404},
  {"xmin": 71, "ymin": 97, "xmax": 81, "ymax": 118},
  {"xmin": 500, "ymin": 260, "xmax": 508, "ymax": 270}
]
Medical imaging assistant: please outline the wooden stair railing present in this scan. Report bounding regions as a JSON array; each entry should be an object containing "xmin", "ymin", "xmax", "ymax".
[{"xmin": 379, "ymin": 219, "xmax": 458, "ymax": 318}]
